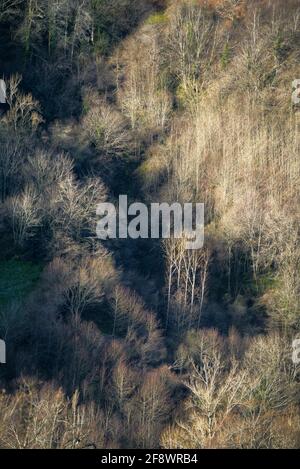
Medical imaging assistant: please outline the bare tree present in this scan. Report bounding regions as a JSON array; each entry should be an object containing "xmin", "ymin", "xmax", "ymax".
[
  {"xmin": 5, "ymin": 74, "xmax": 42, "ymax": 132},
  {"xmin": 6, "ymin": 185, "xmax": 42, "ymax": 247},
  {"xmin": 0, "ymin": 0, "xmax": 22, "ymax": 21},
  {"xmin": 0, "ymin": 133, "xmax": 22, "ymax": 201},
  {"xmin": 83, "ymin": 97, "xmax": 132, "ymax": 156}
]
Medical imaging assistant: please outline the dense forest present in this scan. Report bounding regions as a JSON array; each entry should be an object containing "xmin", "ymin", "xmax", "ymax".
[{"xmin": 0, "ymin": 0, "xmax": 299, "ymax": 449}]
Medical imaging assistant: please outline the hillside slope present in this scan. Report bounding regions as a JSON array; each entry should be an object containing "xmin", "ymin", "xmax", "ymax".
[{"xmin": 0, "ymin": 0, "xmax": 299, "ymax": 449}]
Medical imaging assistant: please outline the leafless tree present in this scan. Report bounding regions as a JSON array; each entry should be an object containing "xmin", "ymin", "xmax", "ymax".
[{"xmin": 6, "ymin": 185, "xmax": 42, "ymax": 247}]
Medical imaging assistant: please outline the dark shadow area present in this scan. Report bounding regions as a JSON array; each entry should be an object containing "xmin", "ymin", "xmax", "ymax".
[{"xmin": 0, "ymin": 1, "xmax": 164, "ymax": 122}]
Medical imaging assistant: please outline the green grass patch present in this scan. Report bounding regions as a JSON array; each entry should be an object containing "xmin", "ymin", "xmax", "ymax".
[
  {"xmin": 145, "ymin": 12, "xmax": 168, "ymax": 25},
  {"xmin": 0, "ymin": 259, "xmax": 43, "ymax": 307},
  {"xmin": 256, "ymin": 274, "xmax": 278, "ymax": 292}
]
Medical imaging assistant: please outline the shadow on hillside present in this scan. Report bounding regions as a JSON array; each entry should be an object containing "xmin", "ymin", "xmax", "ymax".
[{"xmin": 0, "ymin": 1, "xmax": 164, "ymax": 122}]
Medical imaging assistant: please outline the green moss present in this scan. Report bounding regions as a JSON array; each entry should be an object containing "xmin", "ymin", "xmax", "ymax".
[
  {"xmin": 221, "ymin": 43, "xmax": 231, "ymax": 69},
  {"xmin": 145, "ymin": 12, "xmax": 168, "ymax": 25},
  {"xmin": 257, "ymin": 274, "xmax": 278, "ymax": 292},
  {"xmin": 0, "ymin": 259, "xmax": 43, "ymax": 307}
]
